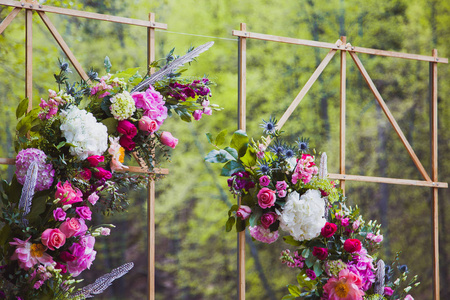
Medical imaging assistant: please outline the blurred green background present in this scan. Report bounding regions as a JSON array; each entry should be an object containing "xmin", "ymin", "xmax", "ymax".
[{"xmin": 1, "ymin": 0, "xmax": 449, "ymax": 299}]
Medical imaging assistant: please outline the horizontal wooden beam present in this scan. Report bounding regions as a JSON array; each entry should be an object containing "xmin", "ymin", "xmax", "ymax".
[
  {"xmin": 328, "ymin": 173, "xmax": 448, "ymax": 188},
  {"xmin": 232, "ymin": 30, "xmax": 448, "ymax": 64},
  {"xmin": 0, "ymin": 0, "xmax": 167, "ymax": 29},
  {"xmin": 0, "ymin": 6, "xmax": 21, "ymax": 34},
  {"xmin": 0, "ymin": 158, "xmax": 15, "ymax": 164}
]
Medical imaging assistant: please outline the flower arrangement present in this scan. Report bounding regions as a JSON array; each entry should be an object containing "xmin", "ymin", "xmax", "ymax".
[
  {"xmin": 206, "ymin": 118, "xmax": 418, "ymax": 300},
  {"xmin": 0, "ymin": 43, "xmax": 219, "ymax": 299}
]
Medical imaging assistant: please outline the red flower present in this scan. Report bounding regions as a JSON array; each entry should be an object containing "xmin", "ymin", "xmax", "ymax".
[
  {"xmin": 312, "ymin": 247, "xmax": 328, "ymax": 260},
  {"xmin": 117, "ymin": 120, "xmax": 137, "ymax": 138},
  {"xmin": 79, "ymin": 168, "xmax": 92, "ymax": 180},
  {"xmin": 321, "ymin": 222, "xmax": 337, "ymax": 238},
  {"xmin": 119, "ymin": 135, "xmax": 136, "ymax": 151},
  {"xmin": 344, "ymin": 239, "xmax": 362, "ymax": 253},
  {"xmin": 87, "ymin": 155, "xmax": 104, "ymax": 167},
  {"xmin": 93, "ymin": 167, "xmax": 112, "ymax": 180}
]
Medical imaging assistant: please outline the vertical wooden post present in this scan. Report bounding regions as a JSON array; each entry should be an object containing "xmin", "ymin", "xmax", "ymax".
[
  {"xmin": 25, "ymin": 9, "xmax": 33, "ymax": 112},
  {"xmin": 147, "ymin": 12, "xmax": 156, "ymax": 300},
  {"xmin": 340, "ymin": 36, "xmax": 346, "ymax": 195},
  {"xmin": 431, "ymin": 49, "xmax": 440, "ymax": 300},
  {"xmin": 237, "ymin": 22, "xmax": 247, "ymax": 300}
]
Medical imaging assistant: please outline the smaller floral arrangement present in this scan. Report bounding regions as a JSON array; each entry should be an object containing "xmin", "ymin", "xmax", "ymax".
[{"xmin": 205, "ymin": 118, "xmax": 419, "ymax": 300}]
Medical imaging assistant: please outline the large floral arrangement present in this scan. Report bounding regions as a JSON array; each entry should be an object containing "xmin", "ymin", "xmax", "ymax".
[
  {"xmin": 0, "ymin": 43, "xmax": 219, "ymax": 299},
  {"xmin": 206, "ymin": 118, "xmax": 418, "ymax": 300}
]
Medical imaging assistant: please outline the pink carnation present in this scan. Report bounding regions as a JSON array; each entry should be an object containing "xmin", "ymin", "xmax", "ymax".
[{"xmin": 291, "ymin": 154, "xmax": 318, "ymax": 184}]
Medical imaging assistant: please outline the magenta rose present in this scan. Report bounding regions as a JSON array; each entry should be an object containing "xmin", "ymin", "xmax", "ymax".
[
  {"xmin": 257, "ymin": 188, "xmax": 276, "ymax": 209},
  {"xmin": 117, "ymin": 120, "xmax": 137, "ymax": 138},
  {"xmin": 305, "ymin": 269, "xmax": 316, "ymax": 280},
  {"xmin": 341, "ymin": 218, "xmax": 350, "ymax": 227},
  {"xmin": 59, "ymin": 218, "xmax": 81, "ymax": 238},
  {"xmin": 259, "ymin": 175, "xmax": 270, "ymax": 187},
  {"xmin": 160, "ymin": 132, "xmax": 178, "ymax": 149},
  {"xmin": 321, "ymin": 222, "xmax": 337, "ymax": 238},
  {"xmin": 53, "ymin": 208, "xmax": 66, "ymax": 221},
  {"xmin": 59, "ymin": 251, "xmax": 76, "ymax": 262},
  {"xmin": 119, "ymin": 135, "xmax": 136, "ymax": 151},
  {"xmin": 260, "ymin": 212, "xmax": 277, "ymax": 229},
  {"xmin": 384, "ymin": 287, "xmax": 394, "ymax": 296},
  {"xmin": 55, "ymin": 181, "xmax": 83, "ymax": 205},
  {"xmin": 236, "ymin": 205, "xmax": 252, "ymax": 220},
  {"xmin": 344, "ymin": 239, "xmax": 362, "ymax": 253},
  {"xmin": 76, "ymin": 206, "xmax": 92, "ymax": 220},
  {"xmin": 79, "ymin": 168, "xmax": 92, "ymax": 180},
  {"xmin": 55, "ymin": 262, "xmax": 67, "ymax": 274},
  {"xmin": 41, "ymin": 228, "xmax": 66, "ymax": 251},
  {"xmin": 86, "ymin": 155, "xmax": 104, "ymax": 167},
  {"xmin": 193, "ymin": 110, "xmax": 203, "ymax": 121},
  {"xmin": 275, "ymin": 180, "xmax": 287, "ymax": 191},
  {"xmin": 93, "ymin": 167, "xmax": 112, "ymax": 180},
  {"xmin": 312, "ymin": 247, "xmax": 328, "ymax": 260},
  {"xmin": 139, "ymin": 116, "xmax": 159, "ymax": 133}
]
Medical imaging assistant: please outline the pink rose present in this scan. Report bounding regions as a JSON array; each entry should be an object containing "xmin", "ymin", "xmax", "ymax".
[
  {"xmin": 119, "ymin": 135, "xmax": 136, "ymax": 151},
  {"xmin": 275, "ymin": 181, "xmax": 287, "ymax": 191},
  {"xmin": 86, "ymin": 155, "xmax": 104, "ymax": 167},
  {"xmin": 139, "ymin": 116, "xmax": 159, "ymax": 133},
  {"xmin": 160, "ymin": 132, "xmax": 178, "ymax": 149},
  {"xmin": 384, "ymin": 287, "xmax": 394, "ymax": 296},
  {"xmin": 236, "ymin": 205, "xmax": 252, "ymax": 220},
  {"xmin": 117, "ymin": 120, "xmax": 137, "ymax": 138},
  {"xmin": 277, "ymin": 189, "xmax": 287, "ymax": 198},
  {"xmin": 76, "ymin": 206, "xmax": 92, "ymax": 220},
  {"xmin": 93, "ymin": 167, "xmax": 112, "ymax": 180},
  {"xmin": 341, "ymin": 218, "xmax": 350, "ymax": 227},
  {"xmin": 41, "ymin": 228, "xmax": 66, "ymax": 251},
  {"xmin": 203, "ymin": 106, "xmax": 212, "ymax": 116},
  {"xmin": 55, "ymin": 181, "xmax": 83, "ymax": 205},
  {"xmin": 193, "ymin": 110, "xmax": 203, "ymax": 121},
  {"xmin": 101, "ymin": 228, "xmax": 111, "ymax": 236},
  {"xmin": 373, "ymin": 234, "xmax": 383, "ymax": 243},
  {"xmin": 79, "ymin": 168, "xmax": 92, "ymax": 180},
  {"xmin": 259, "ymin": 175, "xmax": 270, "ymax": 187},
  {"xmin": 88, "ymin": 193, "xmax": 99, "ymax": 205},
  {"xmin": 257, "ymin": 188, "xmax": 276, "ymax": 209},
  {"xmin": 53, "ymin": 208, "xmax": 66, "ymax": 221},
  {"xmin": 59, "ymin": 218, "xmax": 81, "ymax": 238},
  {"xmin": 260, "ymin": 212, "xmax": 277, "ymax": 229},
  {"xmin": 366, "ymin": 233, "xmax": 374, "ymax": 240}
]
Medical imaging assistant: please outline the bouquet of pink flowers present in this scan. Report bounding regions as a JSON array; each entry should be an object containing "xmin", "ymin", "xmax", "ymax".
[
  {"xmin": 206, "ymin": 118, "xmax": 418, "ymax": 300},
  {"xmin": 0, "ymin": 43, "xmax": 219, "ymax": 299}
]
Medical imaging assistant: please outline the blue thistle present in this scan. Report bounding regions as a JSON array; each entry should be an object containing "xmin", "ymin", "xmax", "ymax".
[
  {"xmin": 257, "ymin": 159, "xmax": 271, "ymax": 175},
  {"xmin": 284, "ymin": 146, "xmax": 296, "ymax": 159},
  {"xmin": 297, "ymin": 137, "xmax": 310, "ymax": 152},
  {"xmin": 260, "ymin": 117, "xmax": 277, "ymax": 135},
  {"xmin": 269, "ymin": 140, "xmax": 286, "ymax": 157}
]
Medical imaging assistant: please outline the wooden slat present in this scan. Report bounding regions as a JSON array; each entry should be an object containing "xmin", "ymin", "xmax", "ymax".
[
  {"xmin": 37, "ymin": 11, "xmax": 89, "ymax": 81},
  {"xmin": 430, "ymin": 49, "xmax": 440, "ymax": 300},
  {"xmin": 232, "ymin": 30, "xmax": 448, "ymax": 64},
  {"xmin": 0, "ymin": 7, "xmax": 21, "ymax": 34},
  {"xmin": 0, "ymin": 158, "xmax": 15, "ymax": 164},
  {"xmin": 349, "ymin": 52, "xmax": 432, "ymax": 182},
  {"xmin": 237, "ymin": 22, "xmax": 246, "ymax": 300},
  {"xmin": 0, "ymin": 0, "xmax": 167, "ymax": 29},
  {"xmin": 25, "ymin": 8, "xmax": 32, "ymax": 112},
  {"xmin": 328, "ymin": 173, "xmax": 448, "ymax": 188},
  {"xmin": 148, "ymin": 178, "xmax": 156, "ymax": 300},
  {"xmin": 340, "ymin": 36, "xmax": 346, "ymax": 195},
  {"xmin": 276, "ymin": 49, "xmax": 337, "ymax": 130},
  {"xmin": 147, "ymin": 12, "xmax": 156, "ymax": 74},
  {"xmin": 118, "ymin": 166, "xmax": 169, "ymax": 175}
]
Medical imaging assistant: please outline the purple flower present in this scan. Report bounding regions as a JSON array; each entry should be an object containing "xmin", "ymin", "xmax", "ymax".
[
  {"xmin": 76, "ymin": 206, "xmax": 92, "ymax": 220},
  {"xmin": 15, "ymin": 148, "xmax": 55, "ymax": 192},
  {"xmin": 259, "ymin": 175, "xmax": 270, "ymax": 187},
  {"xmin": 306, "ymin": 269, "xmax": 316, "ymax": 280},
  {"xmin": 275, "ymin": 180, "xmax": 287, "ymax": 191},
  {"xmin": 53, "ymin": 208, "xmax": 66, "ymax": 221}
]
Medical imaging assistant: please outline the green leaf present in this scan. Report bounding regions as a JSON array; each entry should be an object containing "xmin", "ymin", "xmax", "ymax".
[
  {"xmin": 230, "ymin": 130, "xmax": 248, "ymax": 157},
  {"xmin": 283, "ymin": 236, "xmax": 302, "ymax": 246},
  {"xmin": 220, "ymin": 160, "xmax": 245, "ymax": 176},
  {"xmin": 240, "ymin": 193, "xmax": 254, "ymax": 206},
  {"xmin": 0, "ymin": 224, "xmax": 11, "ymax": 246},
  {"xmin": 235, "ymin": 217, "xmax": 246, "ymax": 232},
  {"xmin": 223, "ymin": 147, "xmax": 238, "ymax": 160},
  {"xmin": 206, "ymin": 133, "xmax": 214, "ymax": 145},
  {"xmin": 305, "ymin": 253, "xmax": 316, "ymax": 268},
  {"xmin": 215, "ymin": 129, "xmax": 227, "ymax": 146},
  {"xmin": 249, "ymin": 207, "xmax": 262, "ymax": 227},
  {"xmin": 228, "ymin": 204, "xmax": 239, "ymax": 217},
  {"xmin": 205, "ymin": 149, "xmax": 235, "ymax": 164},
  {"xmin": 313, "ymin": 261, "xmax": 323, "ymax": 277},
  {"xmin": 226, "ymin": 216, "xmax": 235, "ymax": 232},
  {"xmin": 16, "ymin": 98, "xmax": 29, "ymax": 119},
  {"xmin": 302, "ymin": 248, "xmax": 311, "ymax": 258},
  {"xmin": 101, "ymin": 118, "xmax": 119, "ymax": 135},
  {"xmin": 287, "ymin": 284, "xmax": 301, "ymax": 297},
  {"xmin": 282, "ymin": 295, "xmax": 297, "ymax": 300},
  {"xmin": 78, "ymin": 98, "xmax": 91, "ymax": 110},
  {"xmin": 104, "ymin": 56, "xmax": 112, "ymax": 73},
  {"xmin": 240, "ymin": 146, "xmax": 257, "ymax": 167},
  {"xmin": 27, "ymin": 195, "xmax": 48, "ymax": 224},
  {"xmin": 16, "ymin": 108, "xmax": 39, "ymax": 136},
  {"xmin": 112, "ymin": 67, "xmax": 141, "ymax": 81},
  {"xmin": 56, "ymin": 141, "xmax": 66, "ymax": 150}
]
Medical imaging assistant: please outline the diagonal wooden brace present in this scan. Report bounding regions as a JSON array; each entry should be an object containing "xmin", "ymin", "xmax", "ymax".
[{"xmin": 0, "ymin": 7, "xmax": 21, "ymax": 34}]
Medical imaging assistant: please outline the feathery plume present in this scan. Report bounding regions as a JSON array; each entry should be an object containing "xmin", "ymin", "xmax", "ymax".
[
  {"xmin": 131, "ymin": 42, "xmax": 214, "ymax": 92},
  {"xmin": 19, "ymin": 161, "xmax": 39, "ymax": 226},
  {"xmin": 319, "ymin": 152, "xmax": 327, "ymax": 179},
  {"xmin": 374, "ymin": 259, "xmax": 385, "ymax": 296}
]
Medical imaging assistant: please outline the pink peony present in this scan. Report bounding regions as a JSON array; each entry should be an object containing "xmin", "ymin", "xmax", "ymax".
[
  {"xmin": 53, "ymin": 208, "xmax": 66, "ymax": 221},
  {"xmin": 236, "ymin": 205, "xmax": 252, "ymax": 220},
  {"xmin": 260, "ymin": 212, "xmax": 277, "ymax": 229},
  {"xmin": 9, "ymin": 238, "xmax": 54, "ymax": 270},
  {"xmin": 291, "ymin": 154, "xmax": 318, "ymax": 184},
  {"xmin": 67, "ymin": 235, "xmax": 96, "ymax": 277},
  {"xmin": 59, "ymin": 218, "xmax": 81, "ymax": 238},
  {"xmin": 132, "ymin": 86, "xmax": 167, "ymax": 125},
  {"xmin": 259, "ymin": 175, "xmax": 270, "ymax": 187},
  {"xmin": 257, "ymin": 188, "xmax": 276, "ymax": 209},
  {"xmin": 160, "ymin": 132, "xmax": 178, "ymax": 149},
  {"xmin": 41, "ymin": 228, "xmax": 66, "ymax": 251},
  {"xmin": 55, "ymin": 181, "xmax": 83, "ymax": 205},
  {"xmin": 249, "ymin": 225, "xmax": 279, "ymax": 244},
  {"xmin": 323, "ymin": 269, "xmax": 364, "ymax": 300},
  {"xmin": 139, "ymin": 116, "xmax": 160, "ymax": 133},
  {"xmin": 76, "ymin": 206, "xmax": 92, "ymax": 220}
]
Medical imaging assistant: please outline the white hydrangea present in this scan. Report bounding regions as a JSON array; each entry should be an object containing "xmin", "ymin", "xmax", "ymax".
[
  {"xmin": 279, "ymin": 189, "xmax": 326, "ymax": 241},
  {"xmin": 60, "ymin": 106, "xmax": 108, "ymax": 160}
]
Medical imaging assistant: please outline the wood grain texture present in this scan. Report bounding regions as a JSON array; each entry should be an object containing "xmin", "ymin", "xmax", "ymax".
[
  {"xmin": 0, "ymin": 7, "xmax": 21, "ymax": 34},
  {"xmin": 328, "ymin": 173, "xmax": 448, "ymax": 188},
  {"xmin": 340, "ymin": 36, "xmax": 346, "ymax": 195},
  {"xmin": 25, "ymin": 9, "xmax": 32, "ymax": 112}
]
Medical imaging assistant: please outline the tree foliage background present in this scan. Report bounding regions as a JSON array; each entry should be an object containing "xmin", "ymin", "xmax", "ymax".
[{"xmin": 0, "ymin": 0, "xmax": 449, "ymax": 299}]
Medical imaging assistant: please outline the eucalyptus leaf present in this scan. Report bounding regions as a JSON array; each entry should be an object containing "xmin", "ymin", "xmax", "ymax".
[
  {"xmin": 205, "ymin": 149, "xmax": 235, "ymax": 163},
  {"xmin": 313, "ymin": 261, "xmax": 323, "ymax": 277},
  {"xmin": 104, "ymin": 56, "xmax": 112, "ymax": 73},
  {"xmin": 223, "ymin": 147, "xmax": 238, "ymax": 160},
  {"xmin": 305, "ymin": 253, "xmax": 316, "ymax": 268}
]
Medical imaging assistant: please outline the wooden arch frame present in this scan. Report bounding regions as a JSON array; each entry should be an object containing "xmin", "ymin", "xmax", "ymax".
[
  {"xmin": 234, "ymin": 23, "xmax": 448, "ymax": 300},
  {"xmin": 0, "ymin": 0, "xmax": 167, "ymax": 298}
]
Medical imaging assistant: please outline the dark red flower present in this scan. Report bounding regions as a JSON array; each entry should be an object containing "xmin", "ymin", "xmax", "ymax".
[
  {"xmin": 321, "ymin": 222, "xmax": 337, "ymax": 238},
  {"xmin": 93, "ymin": 167, "xmax": 112, "ymax": 180},
  {"xmin": 344, "ymin": 238, "xmax": 362, "ymax": 253},
  {"xmin": 87, "ymin": 155, "xmax": 104, "ymax": 167},
  {"xmin": 312, "ymin": 247, "xmax": 328, "ymax": 260},
  {"xmin": 119, "ymin": 135, "xmax": 136, "ymax": 151},
  {"xmin": 117, "ymin": 120, "xmax": 137, "ymax": 138}
]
